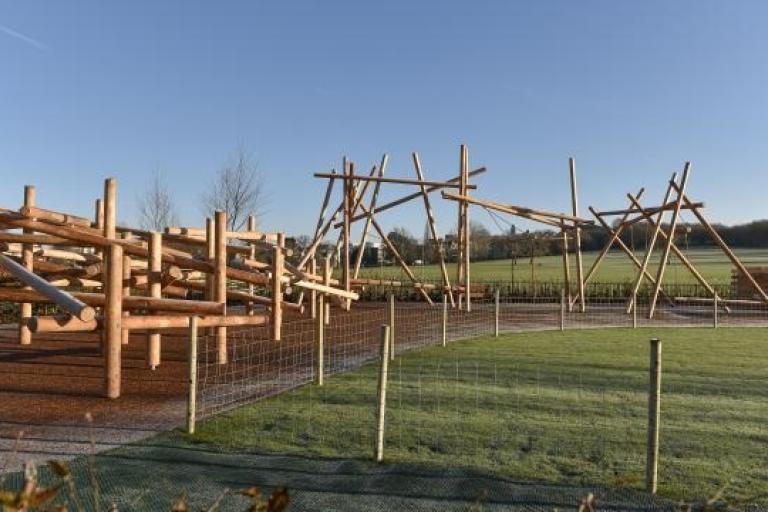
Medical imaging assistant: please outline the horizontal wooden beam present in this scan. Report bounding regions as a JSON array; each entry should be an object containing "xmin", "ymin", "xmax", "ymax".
[{"xmin": 314, "ymin": 172, "xmax": 477, "ymax": 189}]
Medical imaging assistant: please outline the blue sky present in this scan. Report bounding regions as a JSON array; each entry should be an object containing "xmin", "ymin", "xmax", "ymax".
[{"xmin": 2, "ymin": 1, "xmax": 768, "ymax": 238}]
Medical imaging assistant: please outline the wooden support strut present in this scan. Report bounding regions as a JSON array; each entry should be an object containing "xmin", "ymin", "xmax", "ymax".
[
  {"xmin": 272, "ymin": 233, "xmax": 284, "ymax": 340},
  {"xmin": 103, "ymin": 177, "xmax": 122, "ymax": 399},
  {"xmin": 147, "ymin": 232, "xmax": 162, "ymax": 369},
  {"xmin": 413, "ymin": 152, "xmax": 453, "ymax": 305},
  {"xmin": 569, "ymin": 158, "xmax": 586, "ymax": 313},
  {"xmin": 353, "ymin": 155, "xmax": 388, "ymax": 279},
  {"xmin": 214, "ymin": 211, "xmax": 228, "ymax": 364}
]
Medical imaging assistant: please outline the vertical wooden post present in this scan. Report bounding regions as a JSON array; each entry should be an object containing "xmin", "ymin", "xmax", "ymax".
[
  {"xmin": 342, "ymin": 159, "xmax": 352, "ymax": 311},
  {"xmin": 560, "ymin": 224, "xmax": 571, "ymax": 312},
  {"xmin": 456, "ymin": 146, "xmax": 465, "ymax": 310},
  {"xmin": 247, "ymin": 215, "xmax": 256, "ymax": 315},
  {"xmin": 388, "ymin": 292, "xmax": 395, "ymax": 360},
  {"xmin": 569, "ymin": 158, "xmax": 585, "ymax": 313},
  {"xmin": 95, "ymin": 198, "xmax": 105, "ymax": 350},
  {"xmin": 494, "ymin": 288, "xmax": 500, "ymax": 337},
  {"xmin": 315, "ymin": 292, "xmax": 324, "ymax": 386},
  {"xmin": 19, "ymin": 185, "xmax": 36, "ymax": 345},
  {"xmin": 214, "ymin": 211, "xmax": 228, "ymax": 364},
  {"xmin": 463, "ymin": 146, "xmax": 471, "ymax": 313},
  {"xmin": 713, "ymin": 294, "xmax": 719, "ymax": 329},
  {"xmin": 186, "ymin": 315, "xmax": 199, "ymax": 434},
  {"xmin": 205, "ymin": 218, "xmax": 215, "ymax": 303},
  {"xmin": 374, "ymin": 324, "xmax": 391, "ymax": 463},
  {"xmin": 271, "ymin": 233, "xmax": 284, "ymax": 341},
  {"xmin": 442, "ymin": 293, "xmax": 448, "ymax": 347},
  {"xmin": 147, "ymin": 232, "xmax": 162, "ymax": 369},
  {"xmin": 121, "ymin": 231, "xmax": 132, "ymax": 346},
  {"xmin": 633, "ymin": 291, "xmax": 638, "ymax": 329},
  {"xmin": 323, "ymin": 257, "xmax": 331, "ymax": 325},
  {"xmin": 103, "ymin": 177, "xmax": 122, "ymax": 399},
  {"xmin": 560, "ymin": 288, "xmax": 566, "ymax": 331},
  {"xmin": 646, "ymin": 338, "xmax": 662, "ymax": 494},
  {"xmin": 309, "ymin": 258, "xmax": 317, "ymax": 319}
]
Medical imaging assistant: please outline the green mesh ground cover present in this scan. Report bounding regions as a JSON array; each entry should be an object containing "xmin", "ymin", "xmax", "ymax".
[{"xmin": 2, "ymin": 433, "xmax": 680, "ymax": 511}]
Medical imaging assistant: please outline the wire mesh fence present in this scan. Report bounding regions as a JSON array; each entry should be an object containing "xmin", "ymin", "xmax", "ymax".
[{"xmin": 190, "ymin": 291, "xmax": 768, "ymax": 506}]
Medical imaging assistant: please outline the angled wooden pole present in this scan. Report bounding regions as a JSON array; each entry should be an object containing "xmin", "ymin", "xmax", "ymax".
[
  {"xmin": 342, "ymin": 159, "xmax": 352, "ymax": 311},
  {"xmin": 214, "ymin": 210, "xmax": 228, "ymax": 363},
  {"xmin": 649, "ymin": 164, "xmax": 691, "ymax": 318},
  {"xmin": 626, "ymin": 192, "xmax": 729, "ymax": 309},
  {"xmin": 628, "ymin": 174, "xmax": 677, "ymax": 313},
  {"xmin": 353, "ymin": 155, "xmax": 388, "ymax": 279},
  {"xmin": 19, "ymin": 185, "xmax": 35, "ymax": 345},
  {"xmin": 569, "ymin": 158, "xmax": 586, "ymax": 313},
  {"xmin": 413, "ymin": 152, "xmax": 453, "ymax": 306},
  {"xmin": 669, "ymin": 184, "xmax": 768, "ymax": 305},
  {"xmin": 571, "ymin": 188, "xmax": 645, "ymax": 308},
  {"xmin": 374, "ymin": 324, "xmax": 391, "ymax": 463}
]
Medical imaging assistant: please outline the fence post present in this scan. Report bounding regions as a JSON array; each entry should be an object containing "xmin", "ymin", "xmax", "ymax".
[
  {"xmin": 559, "ymin": 288, "xmax": 566, "ymax": 331},
  {"xmin": 713, "ymin": 294, "xmax": 719, "ymax": 329},
  {"xmin": 375, "ymin": 324, "xmax": 391, "ymax": 462},
  {"xmin": 315, "ymin": 293, "xmax": 324, "ymax": 386},
  {"xmin": 646, "ymin": 337, "xmax": 662, "ymax": 494},
  {"xmin": 388, "ymin": 293, "xmax": 395, "ymax": 360},
  {"xmin": 186, "ymin": 316, "xmax": 199, "ymax": 434},
  {"xmin": 442, "ymin": 293, "xmax": 448, "ymax": 347},
  {"xmin": 494, "ymin": 288, "xmax": 500, "ymax": 337},
  {"xmin": 632, "ymin": 291, "xmax": 638, "ymax": 329}
]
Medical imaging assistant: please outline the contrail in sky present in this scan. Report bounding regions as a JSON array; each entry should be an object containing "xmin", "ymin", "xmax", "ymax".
[{"xmin": 0, "ymin": 24, "xmax": 46, "ymax": 50}]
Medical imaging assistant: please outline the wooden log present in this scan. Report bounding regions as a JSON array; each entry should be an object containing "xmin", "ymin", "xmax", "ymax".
[
  {"xmin": 103, "ymin": 177, "xmax": 122, "ymax": 399},
  {"xmin": 648, "ymin": 164, "xmax": 690, "ymax": 318},
  {"xmin": 0, "ymin": 254, "xmax": 96, "ymax": 321},
  {"xmin": 18, "ymin": 206, "xmax": 91, "ymax": 227},
  {"xmin": 413, "ymin": 152, "xmax": 453, "ymax": 306},
  {"xmin": 214, "ymin": 211, "xmax": 227, "ymax": 363},
  {"xmin": 441, "ymin": 191, "xmax": 594, "ymax": 226},
  {"xmin": 121, "ymin": 231, "xmax": 132, "ymax": 345},
  {"xmin": 28, "ymin": 315, "xmax": 98, "ymax": 333},
  {"xmin": 315, "ymin": 292, "xmax": 324, "ymax": 385},
  {"xmin": 315, "ymin": 172, "xmax": 476, "ymax": 189},
  {"xmin": 247, "ymin": 215, "xmax": 256, "ymax": 315},
  {"xmin": 646, "ymin": 338, "xmax": 662, "ymax": 494},
  {"xmin": 29, "ymin": 312, "xmax": 267, "ymax": 332},
  {"xmin": 147, "ymin": 232, "xmax": 162, "ymax": 369},
  {"xmin": 353, "ymin": 156, "xmax": 388, "ymax": 279},
  {"xmin": 0, "ymin": 232, "xmax": 68, "ymax": 245},
  {"xmin": 342, "ymin": 160, "xmax": 352, "ymax": 310},
  {"xmin": 20, "ymin": 185, "xmax": 35, "ymax": 345},
  {"xmin": 323, "ymin": 257, "xmax": 331, "ymax": 325},
  {"xmin": 271, "ymin": 233, "xmax": 284, "ymax": 340},
  {"xmin": 33, "ymin": 248, "xmax": 100, "ymax": 264},
  {"xmin": 186, "ymin": 316, "xmax": 198, "ymax": 434},
  {"xmin": 374, "ymin": 324, "xmax": 391, "ymax": 463},
  {"xmin": 561, "ymin": 223, "xmax": 571, "ymax": 309}
]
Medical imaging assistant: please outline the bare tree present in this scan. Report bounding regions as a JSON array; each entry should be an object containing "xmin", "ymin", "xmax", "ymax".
[
  {"xmin": 201, "ymin": 147, "xmax": 266, "ymax": 231},
  {"xmin": 137, "ymin": 171, "xmax": 179, "ymax": 232}
]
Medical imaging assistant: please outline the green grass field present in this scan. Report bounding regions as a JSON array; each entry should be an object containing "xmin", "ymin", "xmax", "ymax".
[
  {"xmin": 356, "ymin": 247, "xmax": 768, "ymax": 285},
  {"xmin": 194, "ymin": 327, "xmax": 768, "ymax": 506}
]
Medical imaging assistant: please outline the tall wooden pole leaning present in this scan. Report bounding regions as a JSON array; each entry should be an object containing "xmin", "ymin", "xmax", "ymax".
[
  {"xmin": 271, "ymin": 233, "xmax": 284, "ymax": 341},
  {"xmin": 19, "ymin": 185, "xmax": 36, "ymax": 345},
  {"xmin": 648, "ymin": 164, "xmax": 691, "ymax": 318},
  {"xmin": 569, "ymin": 158, "xmax": 586, "ymax": 313},
  {"xmin": 103, "ymin": 177, "xmax": 123, "ymax": 399},
  {"xmin": 646, "ymin": 338, "xmax": 662, "ymax": 494},
  {"xmin": 121, "ymin": 231, "xmax": 132, "ymax": 345},
  {"xmin": 214, "ymin": 210, "xmax": 228, "ymax": 364},
  {"xmin": 147, "ymin": 231, "xmax": 162, "ymax": 369}
]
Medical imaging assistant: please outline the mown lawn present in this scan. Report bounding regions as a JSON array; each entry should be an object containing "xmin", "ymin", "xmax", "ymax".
[
  {"xmin": 194, "ymin": 327, "xmax": 768, "ymax": 505},
  {"xmin": 355, "ymin": 247, "xmax": 768, "ymax": 285}
]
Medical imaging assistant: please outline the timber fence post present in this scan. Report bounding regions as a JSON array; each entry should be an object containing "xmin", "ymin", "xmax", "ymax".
[
  {"xmin": 374, "ymin": 324, "xmax": 391, "ymax": 462},
  {"xmin": 646, "ymin": 337, "xmax": 662, "ymax": 494},
  {"xmin": 186, "ymin": 315, "xmax": 198, "ymax": 434}
]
